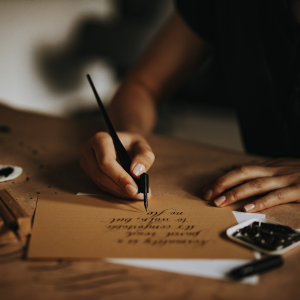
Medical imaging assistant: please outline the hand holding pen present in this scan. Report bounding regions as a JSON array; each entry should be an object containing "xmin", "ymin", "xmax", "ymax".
[{"xmin": 80, "ymin": 75, "xmax": 154, "ymax": 207}]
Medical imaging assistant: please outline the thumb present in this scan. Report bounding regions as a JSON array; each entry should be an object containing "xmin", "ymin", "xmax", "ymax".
[{"xmin": 130, "ymin": 139, "xmax": 155, "ymax": 178}]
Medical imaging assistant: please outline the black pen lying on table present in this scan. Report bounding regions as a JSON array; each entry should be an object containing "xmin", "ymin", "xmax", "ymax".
[
  {"xmin": 228, "ymin": 255, "xmax": 284, "ymax": 280},
  {"xmin": 86, "ymin": 74, "xmax": 149, "ymax": 211}
]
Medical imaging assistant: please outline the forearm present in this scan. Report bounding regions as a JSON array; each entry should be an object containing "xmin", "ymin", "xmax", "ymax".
[
  {"xmin": 109, "ymin": 11, "xmax": 212, "ymax": 135},
  {"xmin": 108, "ymin": 78, "xmax": 157, "ymax": 135}
]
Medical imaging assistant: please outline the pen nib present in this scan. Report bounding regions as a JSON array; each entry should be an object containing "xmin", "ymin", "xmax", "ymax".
[{"xmin": 144, "ymin": 193, "xmax": 148, "ymax": 212}]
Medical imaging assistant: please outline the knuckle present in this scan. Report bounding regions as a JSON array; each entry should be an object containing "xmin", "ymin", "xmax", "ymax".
[
  {"xmin": 215, "ymin": 178, "xmax": 225, "ymax": 190},
  {"xmin": 251, "ymin": 178, "xmax": 264, "ymax": 190},
  {"xmin": 283, "ymin": 174, "xmax": 295, "ymax": 183},
  {"xmin": 117, "ymin": 174, "xmax": 128, "ymax": 186},
  {"xmin": 274, "ymin": 190, "xmax": 285, "ymax": 201},
  {"xmin": 93, "ymin": 132, "xmax": 110, "ymax": 144},
  {"xmin": 94, "ymin": 131, "xmax": 108, "ymax": 139},
  {"xmin": 238, "ymin": 165, "xmax": 250, "ymax": 176},
  {"xmin": 228, "ymin": 189, "xmax": 239, "ymax": 201},
  {"xmin": 98, "ymin": 157, "xmax": 111, "ymax": 170},
  {"xmin": 256, "ymin": 198, "xmax": 268, "ymax": 210}
]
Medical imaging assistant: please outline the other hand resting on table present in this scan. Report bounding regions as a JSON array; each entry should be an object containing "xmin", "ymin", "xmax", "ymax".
[{"xmin": 203, "ymin": 158, "xmax": 300, "ymax": 212}]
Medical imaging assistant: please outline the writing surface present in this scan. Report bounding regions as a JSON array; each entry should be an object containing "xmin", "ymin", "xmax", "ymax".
[{"xmin": 27, "ymin": 194, "xmax": 254, "ymax": 259}]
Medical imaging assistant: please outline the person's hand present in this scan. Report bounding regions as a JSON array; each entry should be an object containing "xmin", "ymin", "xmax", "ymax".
[
  {"xmin": 80, "ymin": 131, "xmax": 155, "ymax": 200},
  {"xmin": 203, "ymin": 158, "xmax": 300, "ymax": 212}
]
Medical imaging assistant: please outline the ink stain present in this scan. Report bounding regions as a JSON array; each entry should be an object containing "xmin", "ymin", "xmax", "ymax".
[
  {"xmin": 32, "ymin": 150, "xmax": 38, "ymax": 155},
  {"xmin": 0, "ymin": 125, "xmax": 11, "ymax": 133},
  {"xmin": 37, "ymin": 192, "xmax": 40, "ymax": 194},
  {"xmin": 0, "ymin": 167, "xmax": 14, "ymax": 177},
  {"xmin": 26, "ymin": 177, "xmax": 30, "ymax": 182}
]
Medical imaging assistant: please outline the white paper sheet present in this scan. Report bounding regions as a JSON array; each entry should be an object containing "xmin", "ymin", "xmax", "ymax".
[
  {"xmin": 106, "ymin": 258, "xmax": 259, "ymax": 283},
  {"xmin": 232, "ymin": 211, "xmax": 265, "ymax": 223}
]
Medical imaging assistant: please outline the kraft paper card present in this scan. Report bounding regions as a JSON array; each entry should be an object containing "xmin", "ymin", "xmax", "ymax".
[{"xmin": 27, "ymin": 194, "xmax": 254, "ymax": 259}]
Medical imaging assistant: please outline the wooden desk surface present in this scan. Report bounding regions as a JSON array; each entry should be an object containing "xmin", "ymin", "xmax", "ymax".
[{"xmin": 1, "ymin": 104, "xmax": 300, "ymax": 300}]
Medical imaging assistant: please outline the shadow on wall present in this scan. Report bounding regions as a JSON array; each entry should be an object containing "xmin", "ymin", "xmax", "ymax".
[{"xmin": 36, "ymin": 0, "xmax": 172, "ymax": 96}]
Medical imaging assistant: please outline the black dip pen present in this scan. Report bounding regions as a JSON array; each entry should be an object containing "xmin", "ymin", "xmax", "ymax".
[{"xmin": 87, "ymin": 74, "xmax": 149, "ymax": 211}]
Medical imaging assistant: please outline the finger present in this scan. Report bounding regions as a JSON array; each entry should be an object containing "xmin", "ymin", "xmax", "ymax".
[
  {"xmin": 130, "ymin": 139, "xmax": 155, "ymax": 178},
  {"xmin": 203, "ymin": 165, "xmax": 276, "ymax": 201},
  {"xmin": 202, "ymin": 159, "xmax": 266, "ymax": 198},
  {"xmin": 100, "ymin": 183, "xmax": 152, "ymax": 201},
  {"xmin": 80, "ymin": 144, "xmax": 127, "ymax": 195},
  {"xmin": 232, "ymin": 159, "xmax": 267, "ymax": 169},
  {"xmin": 92, "ymin": 133, "xmax": 140, "ymax": 196},
  {"xmin": 243, "ymin": 185, "xmax": 300, "ymax": 212},
  {"xmin": 80, "ymin": 145, "xmax": 152, "ymax": 200},
  {"xmin": 213, "ymin": 176, "xmax": 289, "ymax": 207}
]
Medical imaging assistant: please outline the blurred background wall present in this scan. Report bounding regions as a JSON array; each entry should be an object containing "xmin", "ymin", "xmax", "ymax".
[
  {"xmin": 0, "ymin": 0, "xmax": 243, "ymax": 152},
  {"xmin": 0, "ymin": 0, "xmax": 171, "ymax": 115}
]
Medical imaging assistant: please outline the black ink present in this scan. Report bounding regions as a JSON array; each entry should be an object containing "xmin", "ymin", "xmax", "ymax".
[
  {"xmin": 0, "ymin": 167, "xmax": 14, "ymax": 177},
  {"xmin": 147, "ymin": 208, "xmax": 173, "ymax": 217},
  {"xmin": 136, "ymin": 217, "xmax": 170, "ymax": 224},
  {"xmin": 165, "ymin": 230, "xmax": 202, "ymax": 238},
  {"xmin": 143, "ymin": 238, "xmax": 212, "ymax": 247},
  {"xmin": 177, "ymin": 218, "xmax": 187, "ymax": 224},
  {"xmin": 26, "ymin": 177, "xmax": 30, "ymax": 182},
  {"xmin": 126, "ymin": 231, "xmax": 156, "ymax": 238},
  {"xmin": 171, "ymin": 211, "xmax": 183, "ymax": 215},
  {"xmin": 127, "ymin": 239, "xmax": 138, "ymax": 245},
  {"xmin": 107, "ymin": 224, "xmax": 171, "ymax": 231},
  {"xmin": 110, "ymin": 218, "xmax": 132, "ymax": 224},
  {"xmin": 178, "ymin": 225, "xmax": 194, "ymax": 231}
]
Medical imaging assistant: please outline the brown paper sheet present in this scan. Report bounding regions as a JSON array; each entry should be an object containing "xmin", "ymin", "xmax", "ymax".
[{"xmin": 27, "ymin": 194, "xmax": 254, "ymax": 259}]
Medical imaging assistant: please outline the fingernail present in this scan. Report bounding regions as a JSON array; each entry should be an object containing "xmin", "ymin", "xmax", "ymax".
[
  {"xmin": 204, "ymin": 189, "xmax": 213, "ymax": 201},
  {"xmin": 125, "ymin": 184, "xmax": 138, "ymax": 196},
  {"xmin": 133, "ymin": 164, "xmax": 145, "ymax": 177},
  {"xmin": 244, "ymin": 203, "xmax": 255, "ymax": 212},
  {"xmin": 214, "ymin": 196, "xmax": 226, "ymax": 206}
]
